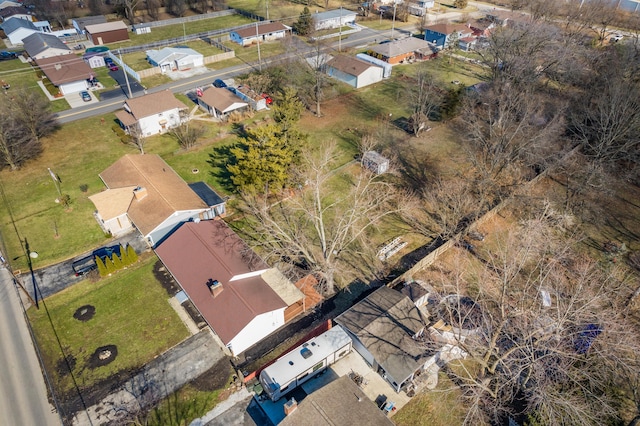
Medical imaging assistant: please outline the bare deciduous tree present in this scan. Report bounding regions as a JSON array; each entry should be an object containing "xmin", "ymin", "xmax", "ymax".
[
  {"xmin": 236, "ymin": 142, "xmax": 406, "ymax": 294},
  {"xmin": 170, "ymin": 122, "xmax": 205, "ymax": 149},
  {"xmin": 405, "ymin": 65, "xmax": 441, "ymax": 136},
  {"xmin": 429, "ymin": 206, "xmax": 640, "ymax": 425}
]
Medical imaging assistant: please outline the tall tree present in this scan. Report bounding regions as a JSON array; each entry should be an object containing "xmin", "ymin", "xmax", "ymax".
[
  {"xmin": 405, "ymin": 65, "xmax": 441, "ymax": 135},
  {"xmin": 293, "ymin": 6, "xmax": 312, "ymax": 36},
  {"xmin": 236, "ymin": 142, "xmax": 406, "ymax": 294},
  {"xmin": 170, "ymin": 122, "xmax": 205, "ymax": 149}
]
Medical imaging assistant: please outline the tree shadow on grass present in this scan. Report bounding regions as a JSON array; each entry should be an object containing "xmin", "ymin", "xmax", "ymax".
[{"xmin": 207, "ymin": 144, "xmax": 237, "ymax": 194}]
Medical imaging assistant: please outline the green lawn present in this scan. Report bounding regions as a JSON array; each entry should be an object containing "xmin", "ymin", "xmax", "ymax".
[{"xmin": 28, "ymin": 255, "xmax": 190, "ymax": 398}]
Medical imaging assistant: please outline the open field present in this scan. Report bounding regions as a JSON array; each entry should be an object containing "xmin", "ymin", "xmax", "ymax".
[{"xmin": 27, "ymin": 255, "xmax": 189, "ymax": 398}]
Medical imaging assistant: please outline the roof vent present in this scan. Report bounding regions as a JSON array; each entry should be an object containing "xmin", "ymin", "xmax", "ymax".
[
  {"xmin": 133, "ymin": 186, "xmax": 148, "ymax": 200},
  {"xmin": 300, "ymin": 347, "xmax": 312, "ymax": 359},
  {"xmin": 54, "ymin": 63, "xmax": 62, "ymax": 70}
]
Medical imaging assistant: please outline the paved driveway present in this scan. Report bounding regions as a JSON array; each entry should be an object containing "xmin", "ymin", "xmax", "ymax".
[
  {"xmin": 65, "ymin": 90, "xmax": 98, "ymax": 108},
  {"xmin": 103, "ymin": 68, "xmax": 145, "ymax": 99}
]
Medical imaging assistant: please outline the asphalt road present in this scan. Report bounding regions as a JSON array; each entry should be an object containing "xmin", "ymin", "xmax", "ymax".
[{"xmin": 0, "ymin": 268, "xmax": 60, "ymax": 426}]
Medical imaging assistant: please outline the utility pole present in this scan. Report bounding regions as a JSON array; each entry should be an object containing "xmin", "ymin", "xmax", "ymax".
[
  {"xmin": 391, "ymin": 2, "xmax": 397, "ymax": 40},
  {"xmin": 256, "ymin": 22, "xmax": 262, "ymax": 71},
  {"xmin": 119, "ymin": 51, "xmax": 133, "ymax": 99},
  {"xmin": 339, "ymin": 6, "xmax": 343, "ymax": 52}
]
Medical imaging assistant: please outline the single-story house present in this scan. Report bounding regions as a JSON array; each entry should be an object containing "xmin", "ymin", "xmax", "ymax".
[
  {"xmin": 424, "ymin": 23, "xmax": 474, "ymax": 50},
  {"xmin": 327, "ymin": 55, "xmax": 383, "ymax": 89},
  {"xmin": 0, "ymin": 1, "xmax": 21, "ymax": 10},
  {"xmin": 34, "ymin": 54, "xmax": 92, "ymax": 94},
  {"xmin": 468, "ymin": 18, "xmax": 496, "ymax": 37},
  {"xmin": 312, "ymin": 9, "xmax": 357, "ymax": 31},
  {"xmin": 154, "ymin": 219, "xmax": 304, "ymax": 356},
  {"xmin": 85, "ymin": 20, "xmax": 129, "ymax": 45},
  {"xmin": 230, "ymin": 22, "xmax": 290, "ymax": 46},
  {"xmin": 367, "ymin": 37, "xmax": 436, "ymax": 65},
  {"xmin": 23, "ymin": 32, "xmax": 71, "ymax": 59},
  {"xmin": 335, "ymin": 286, "xmax": 430, "ymax": 393},
  {"xmin": 197, "ymin": 86, "xmax": 248, "ymax": 119},
  {"xmin": 90, "ymin": 154, "xmax": 226, "ymax": 245},
  {"xmin": 0, "ymin": 6, "xmax": 33, "ymax": 23},
  {"xmin": 146, "ymin": 47, "xmax": 204, "ymax": 73},
  {"xmin": 72, "ymin": 15, "xmax": 106, "ymax": 34},
  {"xmin": 459, "ymin": 36, "xmax": 477, "ymax": 52},
  {"xmin": 115, "ymin": 90, "xmax": 189, "ymax": 137},
  {"xmin": 83, "ymin": 51, "xmax": 105, "ymax": 68},
  {"xmin": 1, "ymin": 15, "xmax": 37, "ymax": 45},
  {"xmin": 279, "ymin": 375, "xmax": 394, "ymax": 426}
]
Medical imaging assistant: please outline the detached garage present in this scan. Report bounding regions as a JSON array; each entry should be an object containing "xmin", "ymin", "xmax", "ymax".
[{"xmin": 85, "ymin": 21, "xmax": 129, "ymax": 45}]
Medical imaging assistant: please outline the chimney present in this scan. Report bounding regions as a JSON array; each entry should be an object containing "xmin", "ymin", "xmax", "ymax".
[
  {"xmin": 206, "ymin": 279, "xmax": 223, "ymax": 297},
  {"xmin": 133, "ymin": 186, "xmax": 147, "ymax": 200},
  {"xmin": 283, "ymin": 398, "xmax": 297, "ymax": 416}
]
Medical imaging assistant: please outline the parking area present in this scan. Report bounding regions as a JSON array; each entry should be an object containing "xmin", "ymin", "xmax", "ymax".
[{"xmin": 65, "ymin": 89, "xmax": 99, "ymax": 108}]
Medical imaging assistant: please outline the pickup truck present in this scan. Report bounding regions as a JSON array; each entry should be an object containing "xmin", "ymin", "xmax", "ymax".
[{"xmin": 72, "ymin": 245, "xmax": 121, "ymax": 276}]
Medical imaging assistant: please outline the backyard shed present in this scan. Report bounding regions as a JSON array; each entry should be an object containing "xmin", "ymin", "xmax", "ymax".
[
  {"xmin": 326, "ymin": 55, "xmax": 383, "ymax": 88},
  {"xmin": 83, "ymin": 51, "xmax": 105, "ymax": 68},
  {"xmin": 85, "ymin": 20, "xmax": 129, "ymax": 45},
  {"xmin": 362, "ymin": 151, "xmax": 389, "ymax": 174}
]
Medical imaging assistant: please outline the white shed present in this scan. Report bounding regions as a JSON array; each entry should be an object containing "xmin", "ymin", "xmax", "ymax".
[
  {"xmin": 362, "ymin": 151, "xmax": 389, "ymax": 174},
  {"xmin": 327, "ymin": 55, "xmax": 383, "ymax": 89}
]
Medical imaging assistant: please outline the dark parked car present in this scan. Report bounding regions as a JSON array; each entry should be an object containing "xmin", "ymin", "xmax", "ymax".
[
  {"xmin": 80, "ymin": 91, "xmax": 91, "ymax": 102},
  {"xmin": 0, "ymin": 51, "xmax": 18, "ymax": 60},
  {"xmin": 213, "ymin": 79, "xmax": 226, "ymax": 88}
]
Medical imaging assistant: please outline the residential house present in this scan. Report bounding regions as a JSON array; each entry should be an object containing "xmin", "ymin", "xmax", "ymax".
[
  {"xmin": 0, "ymin": 6, "xmax": 33, "ymax": 22},
  {"xmin": 367, "ymin": 37, "xmax": 436, "ymax": 65},
  {"xmin": 279, "ymin": 376, "xmax": 394, "ymax": 426},
  {"xmin": 0, "ymin": 1, "xmax": 21, "ymax": 10},
  {"xmin": 312, "ymin": 9, "xmax": 357, "ymax": 31},
  {"xmin": 115, "ymin": 90, "xmax": 189, "ymax": 137},
  {"xmin": 83, "ymin": 51, "xmax": 105, "ymax": 68},
  {"xmin": 34, "ymin": 54, "xmax": 92, "ymax": 94},
  {"xmin": 1, "ymin": 16, "xmax": 37, "ymax": 45},
  {"xmin": 459, "ymin": 36, "xmax": 477, "ymax": 52},
  {"xmin": 146, "ymin": 47, "xmax": 204, "ymax": 73},
  {"xmin": 326, "ymin": 55, "xmax": 383, "ymax": 88},
  {"xmin": 90, "ymin": 154, "xmax": 226, "ymax": 245},
  {"xmin": 197, "ymin": 86, "xmax": 248, "ymax": 120},
  {"xmin": 407, "ymin": 0, "xmax": 435, "ymax": 17},
  {"xmin": 231, "ymin": 85, "xmax": 267, "ymax": 110},
  {"xmin": 72, "ymin": 15, "xmax": 106, "ymax": 34},
  {"xmin": 424, "ymin": 23, "xmax": 474, "ymax": 50},
  {"xmin": 486, "ymin": 10, "xmax": 532, "ymax": 28},
  {"xmin": 468, "ymin": 18, "xmax": 496, "ymax": 37},
  {"xmin": 23, "ymin": 32, "xmax": 71, "ymax": 59},
  {"xmin": 230, "ymin": 22, "xmax": 290, "ymax": 46},
  {"xmin": 85, "ymin": 20, "xmax": 129, "ymax": 45},
  {"xmin": 335, "ymin": 286, "xmax": 429, "ymax": 393},
  {"xmin": 154, "ymin": 219, "xmax": 305, "ymax": 356}
]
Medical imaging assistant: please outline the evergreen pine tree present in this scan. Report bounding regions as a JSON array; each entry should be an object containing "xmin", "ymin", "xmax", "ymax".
[
  {"xmin": 112, "ymin": 252, "xmax": 123, "ymax": 270},
  {"xmin": 104, "ymin": 256, "xmax": 116, "ymax": 275},
  {"xmin": 293, "ymin": 7, "xmax": 312, "ymax": 36},
  {"xmin": 127, "ymin": 244, "xmax": 138, "ymax": 264},
  {"xmin": 119, "ymin": 244, "xmax": 130, "ymax": 266},
  {"xmin": 96, "ymin": 256, "xmax": 108, "ymax": 277}
]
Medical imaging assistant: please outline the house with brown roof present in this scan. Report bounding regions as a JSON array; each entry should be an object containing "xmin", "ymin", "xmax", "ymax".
[
  {"xmin": 367, "ymin": 37, "xmax": 436, "ymax": 65},
  {"xmin": 154, "ymin": 219, "xmax": 304, "ymax": 356},
  {"xmin": 90, "ymin": 154, "xmax": 226, "ymax": 246},
  {"xmin": 115, "ymin": 90, "xmax": 189, "ymax": 137},
  {"xmin": 424, "ymin": 23, "xmax": 474, "ymax": 50},
  {"xmin": 279, "ymin": 375, "xmax": 393, "ymax": 426},
  {"xmin": 335, "ymin": 286, "xmax": 429, "ymax": 393},
  {"xmin": 326, "ymin": 55, "xmax": 384, "ymax": 88},
  {"xmin": 85, "ymin": 20, "xmax": 129, "ymax": 45},
  {"xmin": 34, "ymin": 53, "xmax": 92, "ymax": 94},
  {"xmin": 230, "ymin": 22, "xmax": 290, "ymax": 46},
  {"xmin": 197, "ymin": 87, "xmax": 248, "ymax": 119}
]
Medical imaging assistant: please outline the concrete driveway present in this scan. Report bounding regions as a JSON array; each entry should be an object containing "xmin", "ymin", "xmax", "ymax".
[{"xmin": 65, "ymin": 90, "xmax": 98, "ymax": 108}]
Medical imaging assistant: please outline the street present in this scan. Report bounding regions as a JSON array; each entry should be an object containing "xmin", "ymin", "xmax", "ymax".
[{"xmin": 0, "ymin": 268, "xmax": 60, "ymax": 426}]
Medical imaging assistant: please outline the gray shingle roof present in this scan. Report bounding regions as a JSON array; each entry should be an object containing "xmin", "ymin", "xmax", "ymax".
[
  {"xmin": 23, "ymin": 32, "xmax": 70, "ymax": 57},
  {"xmin": 0, "ymin": 16, "xmax": 36, "ymax": 33}
]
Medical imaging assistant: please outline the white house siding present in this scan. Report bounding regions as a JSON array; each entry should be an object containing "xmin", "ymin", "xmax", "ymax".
[
  {"xmin": 137, "ymin": 107, "xmax": 184, "ymax": 136},
  {"xmin": 145, "ymin": 208, "xmax": 213, "ymax": 246},
  {"xmin": 59, "ymin": 80, "xmax": 89, "ymax": 95},
  {"xmin": 313, "ymin": 11, "xmax": 357, "ymax": 31},
  {"xmin": 227, "ymin": 308, "xmax": 286, "ymax": 356},
  {"xmin": 86, "ymin": 55, "xmax": 105, "ymax": 68},
  {"xmin": 355, "ymin": 66, "xmax": 383, "ymax": 88},
  {"xmin": 33, "ymin": 48, "xmax": 73, "ymax": 60},
  {"xmin": 6, "ymin": 27, "xmax": 36, "ymax": 44}
]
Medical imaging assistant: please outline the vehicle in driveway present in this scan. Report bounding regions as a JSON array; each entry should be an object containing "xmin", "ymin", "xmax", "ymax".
[
  {"xmin": 80, "ymin": 91, "xmax": 91, "ymax": 102},
  {"xmin": 213, "ymin": 79, "xmax": 226, "ymax": 88},
  {"xmin": 108, "ymin": 63, "xmax": 119, "ymax": 71}
]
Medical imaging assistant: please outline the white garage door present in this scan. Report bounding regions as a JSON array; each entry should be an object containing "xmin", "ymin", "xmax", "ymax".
[{"xmin": 60, "ymin": 80, "xmax": 88, "ymax": 95}]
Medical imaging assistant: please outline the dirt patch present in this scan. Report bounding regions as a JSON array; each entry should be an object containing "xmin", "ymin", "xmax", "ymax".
[
  {"xmin": 87, "ymin": 345, "xmax": 118, "ymax": 369},
  {"xmin": 190, "ymin": 357, "xmax": 233, "ymax": 392},
  {"xmin": 153, "ymin": 259, "xmax": 180, "ymax": 296},
  {"xmin": 56, "ymin": 354, "xmax": 76, "ymax": 378},
  {"xmin": 73, "ymin": 304, "xmax": 95, "ymax": 322}
]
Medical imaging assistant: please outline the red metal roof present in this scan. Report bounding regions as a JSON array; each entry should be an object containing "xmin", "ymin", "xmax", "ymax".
[{"xmin": 155, "ymin": 220, "xmax": 287, "ymax": 345}]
